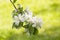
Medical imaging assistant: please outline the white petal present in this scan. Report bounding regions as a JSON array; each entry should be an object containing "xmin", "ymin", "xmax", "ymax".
[
  {"xmin": 20, "ymin": 18, "xmax": 25, "ymax": 22},
  {"xmin": 32, "ymin": 23, "xmax": 36, "ymax": 27},
  {"xmin": 18, "ymin": 14, "xmax": 22, "ymax": 20},
  {"xmin": 25, "ymin": 7, "xmax": 33, "ymax": 16},
  {"xmin": 18, "ymin": 14, "xmax": 21, "ymax": 17},
  {"xmin": 14, "ymin": 16, "xmax": 18, "ymax": 19},
  {"xmin": 15, "ymin": 20, "xmax": 20, "ymax": 26}
]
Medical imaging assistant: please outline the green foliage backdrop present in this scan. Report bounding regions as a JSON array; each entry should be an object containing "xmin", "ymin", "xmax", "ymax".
[{"xmin": 0, "ymin": 0, "xmax": 60, "ymax": 40}]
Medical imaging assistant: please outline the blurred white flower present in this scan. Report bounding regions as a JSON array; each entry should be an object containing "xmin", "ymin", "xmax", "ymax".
[
  {"xmin": 18, "ymin": 14, "xmax": 22, "ymax": 20},
  {"xmin": 36, "ymin": 18, "xmax": 42, "ymax": 28},
  {"xmin": 22, "ymin": 13, "xmax": 29, "ymax": 20},
  {"xmin": 18, "ymin": 13, "xmax": 28, "ymax": 22},
  {"xmin": 28, "ymin": 11, "xmax": 32, "ymax": 17},
  {"xmin": 25, "ymin": 7, "xmax": 33, "ymax": 17},
  {"xmin": 13, "ymin": 16, "xmax": 19, "ymax": 20},
  {"xmin": 18, "ymin": 14, "xmax": 21, "ymax": 17},
  {"xmin": 32, "ymin": 23, "xmax": 36, "ymax": 27},
  {"xmin": 12, "ymin": 5, "xmax": 43, "ymax": 35},
  {"xmin": 27, "ymin": 16, "xmax": 37, "ymax": 27},
  {"xmin": 27, "ymin": 17, "xmax": 33, "ymax": 23},
  {"xmin": 13, "ymin": 16, "xmax": 20, "ymax": 26},
  {"xmin": 32, "ymin": 16, "xmax": 37, "ymax": 23},
  {"xmin": 31, "ymin": 16, "xmax": 37, "ymax": 27},
  {"xmin": 13, "ymin": 6, "xmax": 42, "ymax": 29},
  {"xmin": 32, "ymin": 17, "xmax": 42, "ymax": 28},
  {"xmin": 14, "ymin": 20, "xmax": 20, "ymax": 26},
  {"xmin": 20, "ymin": 17, "xmax": 25, "ymax": 22}
]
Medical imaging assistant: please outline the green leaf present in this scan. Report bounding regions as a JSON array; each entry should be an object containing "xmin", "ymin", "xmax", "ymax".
[
  {"xmin": 33, "ymin": 27, "xmax": 38, "ymax": 35},
  {"xmin": 12, "ymin": 22, "xmax": 23, "ymax": 29},
  {"xmin": 13, "ymin": 0, "xmax": 17, "ymax": 3},
  {"xmin": 29, "ymin": 27, "xmax": 34, "ymax": 35},
  {"xmin": 12, "ymin": 22, "xmax": 19, "ymax": 29}
]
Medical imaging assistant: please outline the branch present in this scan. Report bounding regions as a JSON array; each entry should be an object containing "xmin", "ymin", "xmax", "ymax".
[{"xmin": 10, "ymin": 0, "xmax": 18, "ymax": 11}]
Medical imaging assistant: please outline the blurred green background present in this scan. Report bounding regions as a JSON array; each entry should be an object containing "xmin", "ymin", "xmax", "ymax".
[{"xmin": 0, "ymin": 0, "xmax": 60, "ymax": 40}]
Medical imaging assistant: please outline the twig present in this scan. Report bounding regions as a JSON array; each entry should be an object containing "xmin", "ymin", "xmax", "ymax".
[{"xmin": 10, "ymin": 0, "xmax": 18, "ymax": 11}]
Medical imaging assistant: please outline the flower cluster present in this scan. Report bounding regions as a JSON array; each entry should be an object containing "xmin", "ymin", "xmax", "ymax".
[{"xmin": 12, "ymin": 4, "xmax": 42, "ymax": 35}]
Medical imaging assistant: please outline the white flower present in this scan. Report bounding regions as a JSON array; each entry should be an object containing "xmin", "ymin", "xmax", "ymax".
[
  {"xmin": 22, "ymin": 13, "xmax": 29, "ymax": 20},
  {"xmin": 27, "ymin": 17, "xmax": 33, "ymax": 23},
  {"xmin": 13, "ymin": 16, "xmax": 19, "ymax": 20},
  {"xmin": 31, "ymin": 16, "xmax": 37, "ymax": 27},
  {"xmin": 18, "ymin": 14, "xmax": 22, "ymax": 20},
  {"xmin": 20, "ymin": 17, "xmax": 25, "ymax": 22},
  {"xmin": 32, "ymin": 17, "xmax": 42, "ymax": 28},
  {"xmin": 18, "ymin": 14, "xmax": 24, "ymax": 22},
  {"xmin": 13, "ymin": 16, "xmax": 20, "ymax": 26},
  {"xmin": 28, "ymin": 11, "xmax": 32, "ymax": 17},
  {"xmin": 26, "ymin": 16, "xmax": 37, "ymax": 26},
  {"xmin": 32, "ymin": 23, "xmax": 36, "ymax": 27},
  {"xmin": 13, "ymin": 6, "xmax": 42, "ymax": 28},
  {"xmin": 18, "ymin": 13, "xmax": 28, "ymax": 22},
  {"xmin": 32, "ymin": 16, "xmax": 37, "ymax": 23},
  {"xmin": 25, "ymin": 7, "xmax": 33, "ymax": 17},
  {"xmin": 18, "ymin": 14, "xmax": 21, "ymax": 17},
  {"xmin": 36, "ymin": 18, "xmax": 42, "ymax": 28},
  {"xmin": 14, "ymin": 20, "xmax": 20, "ymax": 26}
]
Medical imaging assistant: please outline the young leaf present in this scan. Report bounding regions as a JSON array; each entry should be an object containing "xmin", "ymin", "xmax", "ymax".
[
  {"xmin": 33, "ymin": 27, "xmax": 38, "ymax": 35},
  {"xmin": 13, "ymin": 0, "xmax": 17, "ymax": 3}
]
